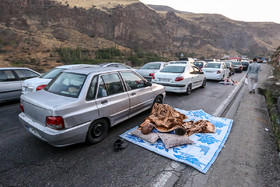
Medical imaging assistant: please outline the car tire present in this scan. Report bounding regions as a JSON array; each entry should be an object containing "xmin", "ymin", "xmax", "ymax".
[
  {"xmin": 87, "ymin": 119, "xmax": 109, "ymax": 144},
  {"xmin": 150, "ymin": 95, "xmax": 163, "ymax": 111},
  {"xmin": 153, "ymin": 95, "xmax": 163, "ymax": 104},
  {"xmin": 186, "ymin": 84, "xmax": 192, "ymax": 95},
  {"xmin": 201, "ymin": 79, "xmax": 206, "ymax": 88}
]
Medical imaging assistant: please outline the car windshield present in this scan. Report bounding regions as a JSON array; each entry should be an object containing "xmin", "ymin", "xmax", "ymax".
[
  {"xmin": 41, "ymin": 68, "xmax": 65, "ymax": 79},
  {"xmin": 141, "ymin": 63, "xmax": 161, "ymax": 70},
  {"xmin": 241, "ymin": 62, "xmax": 249, "ymax": 65},
  {"xmin": 204, "ymin": 63, "xmax": 221, "ymax": 68},
  {"xmin": 160, "ymin": 66, "xmax": 185, "ymax": 73},
  {"xmin": 45, "ymin": 72, "xmax": 87, "ymax": 98}
]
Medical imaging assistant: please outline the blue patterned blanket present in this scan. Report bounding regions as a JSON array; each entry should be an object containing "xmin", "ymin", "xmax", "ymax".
[{"xmin": 120, "ymin": 109, "xmax": 233, "ymax": 174}]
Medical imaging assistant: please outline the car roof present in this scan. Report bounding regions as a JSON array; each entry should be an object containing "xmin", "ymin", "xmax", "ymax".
[
  {"xmin": 207, "ymin": 61, "xmax": 223, "ymax": 63},
  {"xmin": 146, "ymin": 61, "xmax": 166, "ymax": 64},
  {"xmin": 0, "ymin": 67, "xmax": 33, "ymax": 70},
  {"xmin": 55, "ymin": 64, "xmax": 98, "ymax": 69},
  {"xmin": 64, "ymin": 67, "xmax": 130, "ymax": 75},
  {"xmin": 165, "ymin": 64, "xmax": 192, "ymax": 67}
]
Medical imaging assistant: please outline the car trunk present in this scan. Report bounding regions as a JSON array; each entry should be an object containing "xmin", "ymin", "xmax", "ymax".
[
  {"xmin": 137, "ymin": 69, "xmax": 158, "ymax": 78},
  {"xmin": 155, "ymin": 72, "xmax": 181, "ymax": 83},
  {"xmin": 203, "ymin": 68, "xmax": 219, "ymax": 74},
  {"xmin": 21, "ymin": 90, "xmax": 76, "ymax": 126}
]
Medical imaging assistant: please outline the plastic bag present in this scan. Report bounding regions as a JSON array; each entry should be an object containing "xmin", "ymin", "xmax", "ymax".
[{"xmin": 245, "ymin": 77, "xmax": 248, "ymax": 85}]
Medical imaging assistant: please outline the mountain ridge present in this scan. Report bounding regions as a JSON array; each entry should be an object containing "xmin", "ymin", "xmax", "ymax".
[{"xmin": 0, "ymin": 0, "xmax": 279, "ymax": 70}]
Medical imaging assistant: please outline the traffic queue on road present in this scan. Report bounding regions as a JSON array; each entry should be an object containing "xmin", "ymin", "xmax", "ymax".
[{"xmin": 0, "ymin": 58, "xmax": 251, "ymax": 146}]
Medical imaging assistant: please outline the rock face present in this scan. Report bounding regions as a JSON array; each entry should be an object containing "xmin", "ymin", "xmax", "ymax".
[{"xmin": 0, "ymin": 0, "xmax": 280, "ymax": 61}]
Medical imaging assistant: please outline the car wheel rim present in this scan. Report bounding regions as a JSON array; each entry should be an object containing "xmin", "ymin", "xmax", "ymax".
[
  {"xmin": 92, "ymin": 123, "xmax": 103, "ymax": 137},
  {"xmin": 187, "ymin": 85, "xmax": 191, "ymax": 94},
  {"xmin": 156, "ymin": 97, "xmax": 162, "ymax": 104}
]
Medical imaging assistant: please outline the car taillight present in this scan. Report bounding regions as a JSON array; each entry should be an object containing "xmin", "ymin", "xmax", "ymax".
[
  {"xmin": 149, "ymin": 73, "xmax": 154, "ymax": 76},
  {"xmin": 46, "ymin": 116, "xmax": 64, "ymax": 130},
  {"xmin": 36, "ymin": 84, "xmax": 47, "ymax": 91},
  {"xmin": 175, "ymin": 76, "xmax": 184, "ymax": 81},
  {"xmin": 152, "ymin": 75, "xmax": 155, "ymax": 79},
  {"xmin": 20, "ymin": 103, "xmax": 24, "ymax": 113},
  {"xmin": 239, "ymin": 66, "xmax": 243, "ymax": 69},
  {"xmin": 217, "ymin": 71, "xmax": 221, "ymax": 74}
]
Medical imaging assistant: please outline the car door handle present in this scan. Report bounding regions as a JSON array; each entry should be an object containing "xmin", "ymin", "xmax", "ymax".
[
  {"xmin": 101, "ymin": 100, "xmax": 108, "ymax": 104},
  {"xmin": 131, "ymin": 92, "xmax": 136, "ymax": 96}
]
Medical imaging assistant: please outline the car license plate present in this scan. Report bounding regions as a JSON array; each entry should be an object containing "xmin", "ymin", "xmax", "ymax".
[
  {"xmin": 206, "ymin": 71, "xmax": 213, "ymax": 73},
  {"xmin": 28, "ymin": 126, "xmax": 41, "ymax": 138},
  {"xmin": 159, "ymin": 78, "xmax": 169, "ymax": 82}
]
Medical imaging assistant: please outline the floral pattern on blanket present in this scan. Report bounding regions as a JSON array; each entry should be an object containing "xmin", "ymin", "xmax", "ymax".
[{"xmin": 120, "ymin": 109, "xmax": 233, "ymax": 174}]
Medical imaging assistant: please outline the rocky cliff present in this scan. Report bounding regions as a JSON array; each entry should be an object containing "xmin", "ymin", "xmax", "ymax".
[{"xmin": 0, "ymin": 0, "xmax": 280, "ymax": 69}]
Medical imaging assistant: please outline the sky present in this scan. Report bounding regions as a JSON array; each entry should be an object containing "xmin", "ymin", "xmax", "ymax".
[{"xmin": 139, "ymin": 0, "xmax": 280, "ymax": 24}]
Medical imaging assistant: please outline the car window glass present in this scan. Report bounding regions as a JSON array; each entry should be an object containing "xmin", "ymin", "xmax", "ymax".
[
  {"xmin": 160, "ymin": 66, "xmax": 185, "ymax": 73},
  {"xmin": 86, "ymin": 76, "xmax": 98, "ymax": 100},
  {"xmin": 14, "ymin": 69, "xmax": 39, "ymax": 80},
  {"xmin": 101, "ymin": 73, "xmax": 124, "ymax": 96},
  {"xmin": 204, "ymin": 63, "xmax": 221, "ymax": 68},
  {"xmin": 188, "ymin": 67, "xmax": 195, "ymax": 74},
  {"xmin": 41, "ymin": 68, "xmax": 65, "ymax": 79},
  {"xmin": 141, "ymin": 63, "xmax": 161, "ymax": 70},
  {"xmin": 0, "ymin": 70, "xmax": 17, "ymax": 81},
  {"xmin": 193, "ymin": 66, "xmax": 200, "ymax": 74},
  {"xmin": 120, "ymin": 72, "xmax": 146, "ymax": 90},
  {"xmin": 97, "ymin": 77, "xmax": 108, "ymax": 99},
  {"xmin": 45, "ymin": 72, "xmax": 86, "ymax": 98}
]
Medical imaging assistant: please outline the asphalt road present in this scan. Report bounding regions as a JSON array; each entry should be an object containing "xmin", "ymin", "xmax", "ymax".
[{"xmin": 0, "ymin": 71, "xmax": 246, "ymax": 186}]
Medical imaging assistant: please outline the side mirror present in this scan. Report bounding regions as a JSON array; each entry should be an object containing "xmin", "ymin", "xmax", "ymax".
[{"xmin": 200, "ymin": 71, "xmax": 204, "ymax": 74}]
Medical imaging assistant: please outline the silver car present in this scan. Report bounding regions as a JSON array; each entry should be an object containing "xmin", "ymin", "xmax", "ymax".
[
  {"xmin": 0, "ymin": 67, "xmax": 41, "ymax": 103},
  {"xmin": 19, "ymin": 67, "xmax": 165, "ymax": 147},
  {"xmin": 136, "ymin": 62, "xmax": 168, "ymax": 82}
]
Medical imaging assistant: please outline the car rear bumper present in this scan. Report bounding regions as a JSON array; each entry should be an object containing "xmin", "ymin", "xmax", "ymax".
[
  {"xmin": 19, "ymin": 112, "xmax": 91, "ymax": 147},
  {"xmin": 204, "ymin": 74, "xmax": 223, "ymax": 80}
]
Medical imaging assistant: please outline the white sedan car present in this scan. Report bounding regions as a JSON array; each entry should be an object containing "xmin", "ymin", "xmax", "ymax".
[
  {"xmin": 152, "ymin": 64, "xmax": 206, "ymax": 94},
  {"xmin": 22, "ymin": 64, "xmax": 97, "ymax": 94},
  {"xmin": 201, "ymin": 62, "xmax": 229, "ymax": 81}
]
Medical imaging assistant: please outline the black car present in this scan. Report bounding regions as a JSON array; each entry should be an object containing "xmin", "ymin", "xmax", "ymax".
[
  {"xmin": 241, "ymin": 61, "xmax": 249, "ymax": 71},
  {"xmin": 225, "ymin": 61, "xmax": 235, "ymax": 76},
  {"xmin": 193, "ymin": 61, "xmax": 206, "ymax": 69}
]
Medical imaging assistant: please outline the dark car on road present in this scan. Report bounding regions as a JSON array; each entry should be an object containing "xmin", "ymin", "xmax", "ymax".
[{"xmin": 241, "ymin": 61, "xmax": 249, "ymax": 71}]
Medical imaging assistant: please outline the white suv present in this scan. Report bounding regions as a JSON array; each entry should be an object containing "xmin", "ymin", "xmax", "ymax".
[{"xmin": 22, "ymin": 64, "xmax": 97, "ymax": 94}]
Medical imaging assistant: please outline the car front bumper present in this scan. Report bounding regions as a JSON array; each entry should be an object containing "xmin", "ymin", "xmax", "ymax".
[{"xmin": 19, "ymin": 112, "xmax": 91, "ymax": 147}]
